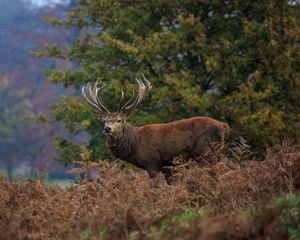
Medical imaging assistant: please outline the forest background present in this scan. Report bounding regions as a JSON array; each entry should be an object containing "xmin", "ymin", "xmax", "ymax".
[{"xmin": 0, "ymin": 0, "xmax": 299, "ymax": 179}]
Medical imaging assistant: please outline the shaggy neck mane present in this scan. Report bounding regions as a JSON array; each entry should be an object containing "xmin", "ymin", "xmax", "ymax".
[{"xmin": 106, "ymin": 123, "xmax": 138, "ymax": 164}]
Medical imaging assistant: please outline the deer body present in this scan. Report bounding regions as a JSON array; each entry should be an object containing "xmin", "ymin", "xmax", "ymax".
[
  {"xmin": 106, "ymin": 116, "xmax": 229, "ymax": 182},
  {"xmin": 81, "ymin": 75, "xmax": 230, "ymax": 183}
]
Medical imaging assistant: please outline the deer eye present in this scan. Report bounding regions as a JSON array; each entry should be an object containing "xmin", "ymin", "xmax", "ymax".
[{"xmin": 117, "ymin": 120, "xmax": 122, "ymax": 123}]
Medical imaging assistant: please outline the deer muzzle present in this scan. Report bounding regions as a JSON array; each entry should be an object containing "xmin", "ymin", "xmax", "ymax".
[{"xmin": 104, "ymin": 126, "xmax": 112, "ymax": 134}]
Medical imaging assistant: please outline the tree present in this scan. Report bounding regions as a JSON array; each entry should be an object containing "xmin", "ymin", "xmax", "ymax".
[
  {"xmin": 0, "ymin": 0, "xmax": 79, "ymax": 175},
  {"xmin": 0, "ymin": 75, "xmax": 33, "ymax": 178},
  {"xmin": 35, "ymin": 0, "xmax": 300, "ymax": 164}
]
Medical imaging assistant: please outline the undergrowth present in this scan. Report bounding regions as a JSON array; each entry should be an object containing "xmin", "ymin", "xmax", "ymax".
[{"xmin": 0, "ymin": 142, "xmax": 299, "ymax": 240}]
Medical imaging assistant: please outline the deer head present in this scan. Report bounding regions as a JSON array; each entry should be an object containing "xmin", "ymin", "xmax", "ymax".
[{"xmin": 81, "ymin": 74, "xmax": 152, "ymax": 136}]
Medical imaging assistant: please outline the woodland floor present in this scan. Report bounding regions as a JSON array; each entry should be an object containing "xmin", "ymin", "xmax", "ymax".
[{"xmin": 0, "ymin": 142, "xmax": 300, "ymax": 240}]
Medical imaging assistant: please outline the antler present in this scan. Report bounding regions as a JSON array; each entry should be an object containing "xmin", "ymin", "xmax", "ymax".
[
  {"xmin": 82, "ymin": 74, "xmax": 151, "ymax": 114},
  {"xmin": 119, "ymin": 74, "xmax": 152, "ymax": 113},
  {"xmin": 81, "ymin": 79, "xmax": 111, "ymax": 113}
]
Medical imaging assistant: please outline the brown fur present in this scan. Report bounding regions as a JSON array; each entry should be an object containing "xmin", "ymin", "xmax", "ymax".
[
  {"xmin": 106, "ymin": 116, "xmax": 230, "ymax": 184},
  {"xmin": 82, "ymin": 78, "xmax": 230, "ymax": 183}
]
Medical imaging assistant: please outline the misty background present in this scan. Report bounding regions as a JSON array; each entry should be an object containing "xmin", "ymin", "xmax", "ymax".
[{"xmin": 0, "ymin": 0, "xmax": 78, "ymax": 180}]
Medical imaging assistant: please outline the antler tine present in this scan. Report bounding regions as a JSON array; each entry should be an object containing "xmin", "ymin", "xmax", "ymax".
[
  {"xmin": 121, "ymin": 75, "xmax": 152, "ymax": 112},
  {"xmin": 121, "ymin": 82, "xmax": 141, "ymax": 112},
  {"xmin": 120, "ymin": 90, "xmax": 135, "ymax": 111},
  {"xmin": 88, "ymin": 82, "xmax": 110, "ymax": 113},
  {"xmin": 82, "ymin": 80, "xmax": 110, "ymax": 113},
  {"xmin": 82, "ymin": 75, "xmax": 151, "ymax": 114},
  {"xmin": 142, "ymin": 73, "xmax": 151, "ymax": 88},
  {"xmin": 117, "ymin": 90, "xmax": 125, "ymax": 112},
  {"xmin": 94, "ymin": 81, "xmax": 111, "ymax": 113},
  {"xmin": 82, "ymin": 84, "xmax": 102, "ymax": 111}
]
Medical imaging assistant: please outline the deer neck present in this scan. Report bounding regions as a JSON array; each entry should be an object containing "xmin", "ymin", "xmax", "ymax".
[{"xmin": 106, "ymin": 123, "xmax": 138, "ymax": 163}]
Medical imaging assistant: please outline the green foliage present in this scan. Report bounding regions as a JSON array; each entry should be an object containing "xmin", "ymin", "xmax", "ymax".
[
  {"xmin": 154, "ymin": 208, "xmax": 205, "ymax": 236},
  {"xmin": 173, "ymin": 208, "xmax": 205, "ymax": 222},
  {"xmin": 36, "ymin": 1, "xmax": 300, "ymax": 164},
  {"xmin": 276, "ymin": 193, "xmax": 300, "ymax": 239},
  {"xmin": 81, "ymin": 227, "xmax": 92, "ymax": 239},
  {"xmin": 98, "ymin": 228, "xmax": 107, "ymax": 239}
]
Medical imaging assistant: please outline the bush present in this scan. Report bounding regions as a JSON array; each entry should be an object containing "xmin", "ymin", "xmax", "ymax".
[{"xmin": 34, "ymin": 1, "xmax": 300, "ymax": 164}]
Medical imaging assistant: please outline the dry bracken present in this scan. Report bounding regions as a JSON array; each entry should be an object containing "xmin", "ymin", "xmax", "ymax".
[{"xmin": 0, "ymin": 143, "xmax": 299, "ymax": 240}]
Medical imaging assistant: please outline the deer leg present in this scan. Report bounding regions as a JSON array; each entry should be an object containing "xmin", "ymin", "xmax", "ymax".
[
  {"xmin": 136, "ymin": 149, "xmax": 162, "ymax": 184},
  {"xmin": 147, "ymin": 168, "xmax": 161, "ymax": 187},
  {"xmin": 147, "ymin": 169, "xmax": 158, "ymax": 179},
  {"xmin": 161, "ymin": 167, "xmax": 173, "ymax": 185},
  {"xmin": 161, "ymin": 160, "xmax": 175, "ymax": 185}
]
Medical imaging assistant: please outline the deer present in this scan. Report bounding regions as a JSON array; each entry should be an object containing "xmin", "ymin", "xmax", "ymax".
[{"xmin": 81, "ymin": 75, "xmax": 230, "ymax": 184}]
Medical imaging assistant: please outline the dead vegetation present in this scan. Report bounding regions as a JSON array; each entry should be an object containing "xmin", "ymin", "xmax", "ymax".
[{"xmin": 0, "ymin": 143, "xmax": 299, "ymax": 240}]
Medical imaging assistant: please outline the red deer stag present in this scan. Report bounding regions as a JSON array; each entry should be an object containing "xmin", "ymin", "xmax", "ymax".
[{"xmin": 82, "ymin": 75, "xmax": 229, "ymax": 184}]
